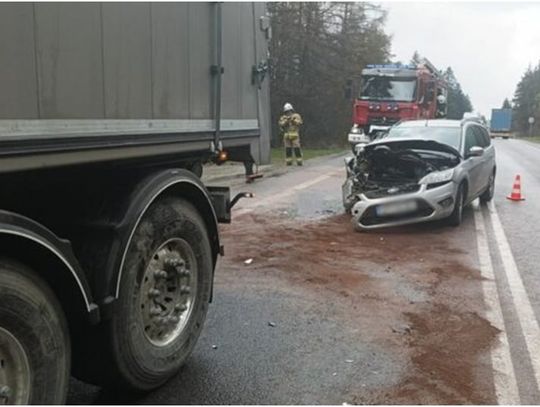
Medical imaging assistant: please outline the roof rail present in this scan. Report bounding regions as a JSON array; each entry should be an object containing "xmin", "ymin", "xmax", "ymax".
[{"xmin": 461, "ymin": 114, "xmax": 485, "ymax": 125}]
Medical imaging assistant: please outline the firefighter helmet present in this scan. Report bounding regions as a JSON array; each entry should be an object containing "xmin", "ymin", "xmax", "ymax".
[{"xmin": 437, "ymin": 94, "xmax": 446, "ymax": 105}]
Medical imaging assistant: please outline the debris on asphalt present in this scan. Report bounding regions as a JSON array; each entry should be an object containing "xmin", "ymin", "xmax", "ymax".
[
  {"xmin": 212, "ymin": 344, "xmax": 218, "ymax": 350},
  {"xmin": 345, "ymin": 359, "xmax": 354, "ymax": 363},
  {"xmin": 244, "ymin": 258, "xmax": 253, "ymax": 265},
  {"xmin": 391, "ymin": 324, "xmax": 412, "ymax": 335},
  {"xmin": 332, "ymin": 372, "xmax": 337, "ymax": 376},
  {"xmin": 268, "ymin": 321, "xmax": 276, "ymax": 327}
]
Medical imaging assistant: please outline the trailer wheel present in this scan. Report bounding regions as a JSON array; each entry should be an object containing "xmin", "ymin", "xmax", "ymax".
[
  {"xmin": 0, "ymin": 259, "xmax": 70, "ymax": 404},
  {"xmin": 109, "ymin": 197, "xmax": 213, "ymax": 391}
]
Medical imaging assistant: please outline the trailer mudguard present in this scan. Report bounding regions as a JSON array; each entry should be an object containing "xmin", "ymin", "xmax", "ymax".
[
  {"xmin": 0, "ymin": 210, "xmax": 99, "ymax": 323},
  {"xmin": 99, "ymin": 168, "xmax": 221, "ymax": 314}
]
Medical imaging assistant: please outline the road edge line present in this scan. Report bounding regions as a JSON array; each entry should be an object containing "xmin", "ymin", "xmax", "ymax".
[
  {"xmin": 234, "ymin": 169, "xmax": 342, "ymax": 216},
  {"xmin": 487, "ymin": 200, "xmax": 540, "ymax": 392},
  {"xmin": 473, "ymin": 202, "xmax": 520, "ymax": 404}
]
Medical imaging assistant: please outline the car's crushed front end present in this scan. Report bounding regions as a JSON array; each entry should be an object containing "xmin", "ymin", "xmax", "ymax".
[{"xmin": 342, "ymin": 139, "xmax": 462, "ymax": 230}]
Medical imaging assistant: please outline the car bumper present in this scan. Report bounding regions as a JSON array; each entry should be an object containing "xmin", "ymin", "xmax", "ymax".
[{"xmin": 346, "ymin": 180, "xmax": 458, "ymax": 230}]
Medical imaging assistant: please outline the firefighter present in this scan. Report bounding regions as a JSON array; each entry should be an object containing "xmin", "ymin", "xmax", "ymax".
[
  {"xmin": 278, "ymin": 103, "xmax": 303, "ymax": 166},
  {"xmin": 436, "ymin": 91, "xmax": 447, "ymax": 118}
]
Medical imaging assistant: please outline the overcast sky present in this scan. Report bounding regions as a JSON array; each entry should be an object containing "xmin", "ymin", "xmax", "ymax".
[{"xmin": 381, "ymin": 1, "xmax": 540, "ymax": 117}]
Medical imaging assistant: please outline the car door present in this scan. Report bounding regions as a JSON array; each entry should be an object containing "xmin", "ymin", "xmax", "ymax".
[
  {"xmin": 461, "ymin": 124, "xmax": 484, "ymax": 198},
  {"xmin": 476, "ymin": 126, "xmax": 496, "ymax": 185}
]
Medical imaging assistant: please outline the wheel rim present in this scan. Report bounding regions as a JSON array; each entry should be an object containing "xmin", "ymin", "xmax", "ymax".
[
  {"xmin": 0, "ymin": 327, "xmax": 31, "ymax": 405},
  {"xmin": 138, "ymin": 238, "xmax": 198, "ymax": 347}
]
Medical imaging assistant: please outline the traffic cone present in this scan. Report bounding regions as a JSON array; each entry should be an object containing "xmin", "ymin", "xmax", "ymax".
[{"xmin": 506, "ymin": 174, "xmax": 525, "ymax": 201}]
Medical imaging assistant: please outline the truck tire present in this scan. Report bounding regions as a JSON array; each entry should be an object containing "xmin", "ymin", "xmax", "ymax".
[
  {"xmin": 0, "ymin": 259, "xmax": 70, "ymax": 404},
  {"xmin": 107, "ymin": 197, "xmax": 213, "ymax": 391}
]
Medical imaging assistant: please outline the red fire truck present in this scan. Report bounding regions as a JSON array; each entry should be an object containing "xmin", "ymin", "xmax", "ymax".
[{"xmin": 348, "ymin": 59, "xmax": 447, "ymax": 146}]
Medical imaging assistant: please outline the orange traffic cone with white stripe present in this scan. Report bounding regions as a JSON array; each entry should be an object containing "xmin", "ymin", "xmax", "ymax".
[{"xmin": 506, "ymin": 174, "xmax": 525, "ymax": 201}]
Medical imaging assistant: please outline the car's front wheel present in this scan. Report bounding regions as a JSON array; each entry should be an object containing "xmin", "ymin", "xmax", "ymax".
[
  {"xmin": 447, "ymin": 184, "xmax": 465, "ymax": 227},
  {"xmin": 480, "ymin": 171, "xmax": 495, "ymax": 203}
]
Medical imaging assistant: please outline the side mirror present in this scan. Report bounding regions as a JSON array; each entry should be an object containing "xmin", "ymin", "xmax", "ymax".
[{"xmin": 467, "ymin": 146, "xmax": 484, "ymax": 157}]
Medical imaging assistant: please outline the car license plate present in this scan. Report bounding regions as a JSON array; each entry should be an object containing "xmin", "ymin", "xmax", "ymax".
[{"xmin": 376, "ymin": 201, "xmax": 417, "ymax": 217}]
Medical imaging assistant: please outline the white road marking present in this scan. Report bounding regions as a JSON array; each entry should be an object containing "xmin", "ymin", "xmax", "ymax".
[
  {"xmin": 473, "ymin": 202, "xmax": 520, "ymax": 404},
  {"xmin": 234, "ymin": 169, "xmax": 342, "ymax": 216},
  {"xmin": 487, "ymin": 200, "xmax": 540, "ymax": 392}
]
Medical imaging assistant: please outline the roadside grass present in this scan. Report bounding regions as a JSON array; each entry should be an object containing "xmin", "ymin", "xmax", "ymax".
[
  {"xmin": 523, "ymin": 136, "xmax": 540, "ymax": 144},
  {"xmin": 271, "ymin": 147, "xmax": 346, "ymax": 164}
]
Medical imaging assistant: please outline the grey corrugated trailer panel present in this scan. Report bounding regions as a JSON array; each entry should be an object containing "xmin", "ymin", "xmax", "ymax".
[
  {"xmin": 0, "ymin": 2, "xmax": 267, "ymax": 123},
  {"xmin": 34, "ymin": 3, "xmax": 105, "ymax": 118},
  {"xmin": 102, "ymin": 3, "xmax": 153, "ymax": 118},
  {"xmin": 151, "ymin": 3, "xmax": 191, "ymax": 119},
  {"xmin": 221, "ymin": 3, "xmax": 258, "ymax": 120},
  {"xmin": 253, "ymin": 2, "xmax": 272, "ymax": 164},
  {"xmin": 0, "ymin": 2, "xmax": 271, "ymax": 167},
  {"xmin": 185, "ymin": 3, "xmax": 213, "ymax": 119},
  {"xmin": 0, "ymin": 4, "xmax": 39, "ymax": 119}
]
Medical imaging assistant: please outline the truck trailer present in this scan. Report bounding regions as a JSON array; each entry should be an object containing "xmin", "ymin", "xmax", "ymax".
[
  {"xmin": 489, "ymin": 108, "xmax": 513, "ymax": 139},
  {"xmin": 0, "ymin": 3, "xmax": 270, "ymax": 404}
]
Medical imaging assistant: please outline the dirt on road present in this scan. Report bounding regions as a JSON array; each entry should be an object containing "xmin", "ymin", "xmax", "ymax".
[{"xmin": 219, "ymin": 211, "xmax": 499, "ymax": 404}]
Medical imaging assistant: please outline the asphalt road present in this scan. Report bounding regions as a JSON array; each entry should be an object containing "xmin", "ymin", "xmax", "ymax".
[
  {"xmin": 68, "ymin": 140, "xmax": 540, "ymax": 404},
  {"xmin": 480, "ymin": 138, "xmax": 540, "ymax": 403}
]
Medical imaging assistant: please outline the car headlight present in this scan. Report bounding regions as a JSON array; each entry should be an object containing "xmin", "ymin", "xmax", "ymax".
[{"xmin": 420, "ymin": 168, "xmax": 454, "ymax": 185}]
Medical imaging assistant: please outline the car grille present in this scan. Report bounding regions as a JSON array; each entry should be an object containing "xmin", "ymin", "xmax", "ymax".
[
  {"xmin": 368, "ymin": 116, "xmax": 400, "ymax": 126},
  {"xmin": 363, "ymin": 184, "xmax": 420, "ymax": 199},
  {"xmin": 360, "ymin": 199, "xmax": 434, "ymax": 226}
]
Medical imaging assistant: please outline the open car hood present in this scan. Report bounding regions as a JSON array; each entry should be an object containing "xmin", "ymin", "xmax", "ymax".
[{"xmin": 365, "ymin": 138, "xmax": 461, "ymax": 159}]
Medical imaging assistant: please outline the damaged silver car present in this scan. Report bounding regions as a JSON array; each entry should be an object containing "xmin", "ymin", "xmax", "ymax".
[{"xmin": 343, "ymin": 119, "xmax": 496, "ymax": 230}]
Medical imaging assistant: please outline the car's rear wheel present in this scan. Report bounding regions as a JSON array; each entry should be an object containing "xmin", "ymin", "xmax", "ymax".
[{"xmin": 447, "ymin": 184, "xmax": 465, "ymax": 227}]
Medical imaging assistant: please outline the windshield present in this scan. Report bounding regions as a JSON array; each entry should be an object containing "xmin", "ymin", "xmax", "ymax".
[
  {"xmin": 386, "ymin": 126, "xmax": 461, "ymax": 151},
  {"xmin": 360, "ymin": 76, "xmax": 417, "ymax": 102}
]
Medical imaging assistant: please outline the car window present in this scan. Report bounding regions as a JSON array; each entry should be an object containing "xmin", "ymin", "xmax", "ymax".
[
  {"xmin": 386, "ymin": 126, "xmax": 461, "ymax": 150},
  {"xmin": 472, "ymin": 126, "xmax": 490, "ymax": 147},
  {"xmin": 480, "ymin": 127, "xmax": 491, "ymax": 146},
  {"xmin": 464, "ymin": 126, "xmax": 482, "ymax": 153}
]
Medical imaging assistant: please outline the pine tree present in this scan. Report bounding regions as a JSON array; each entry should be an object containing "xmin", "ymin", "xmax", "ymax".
[
  {"xmin": 443, "ymin": 67, "xmax": 473, "ymax": 120},
  {"xmin": 512, "ymin": 62, "xmax": 540, "ymax": 134},
  {"xmin": 502, "ymin": 98, "xmax": 512, "ymax": 109},
  {"xmin": 268, "ymin": 2, "xmax": 391, "ymax": 147}
]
